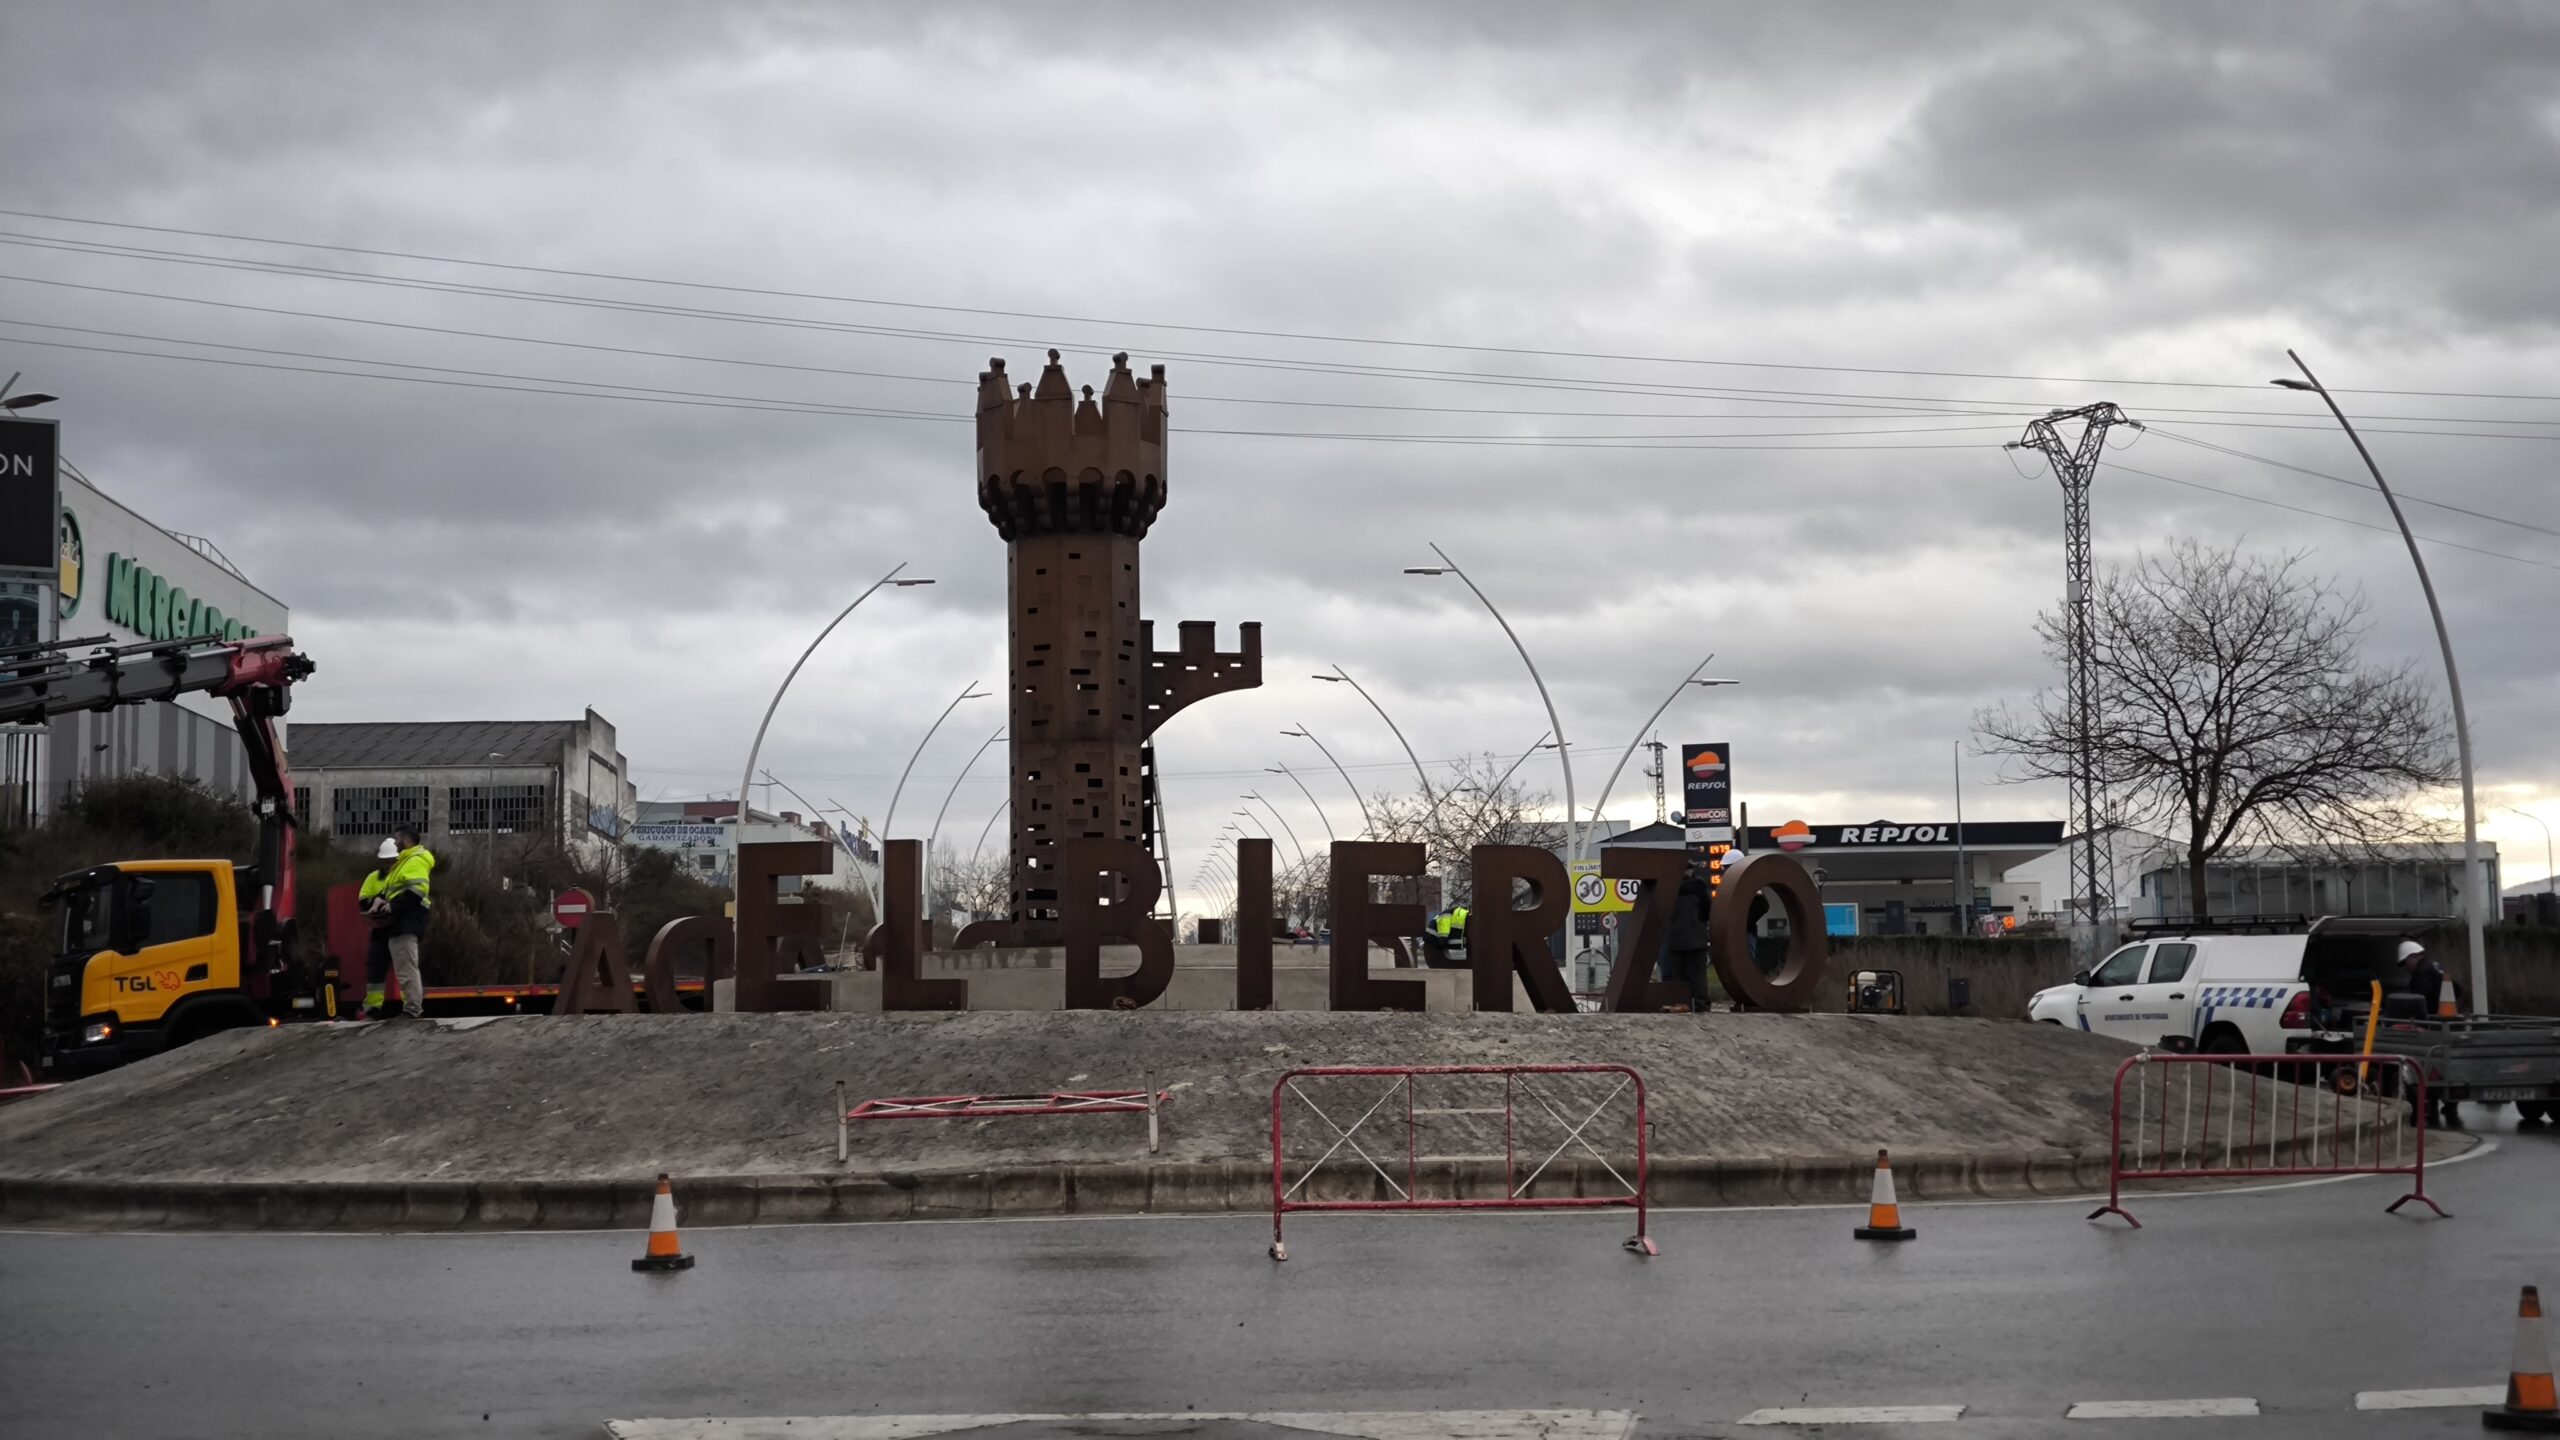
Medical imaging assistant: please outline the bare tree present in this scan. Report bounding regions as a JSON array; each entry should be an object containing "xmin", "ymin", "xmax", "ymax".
[
  {"xmin": 1977, "ymin": 541, "xmax": 2454, "ymax": 915},
  {"xmin": 1368, "ymin": 752, "xmax": 1566, "ymax": 907},
  {"xmin": 929, "ymin": 849, "xmax": 1012, "ymax": 921}
]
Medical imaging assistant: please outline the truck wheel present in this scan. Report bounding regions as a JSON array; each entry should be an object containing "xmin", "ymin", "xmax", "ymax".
[
  {"xmin": 2514, "ymin": 1102, "xmax": 2548, "ymax": 1125},
  {"xmin": 2199, "ymin": 1027, "xmax": 2249, "ymax": 1062}
]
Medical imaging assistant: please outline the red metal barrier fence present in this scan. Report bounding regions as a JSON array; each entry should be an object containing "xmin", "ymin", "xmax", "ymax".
[
  {"xmin": 2089, "ymin": 1051, "xmax": 2447, "ymax": 1228},
  {"xmin": 0, "ymin": 1083, "xmax": 61, "ymax": 1107},
  {"xmin": 1268, "ymin": 1063, "xmax": 1652, "ymax": 1261},
  {"xmin": 836, "ymin": 1080, "xmax": 1163, "ymax": 1160}
]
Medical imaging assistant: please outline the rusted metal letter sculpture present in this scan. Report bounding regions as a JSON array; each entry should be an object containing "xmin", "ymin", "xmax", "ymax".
[
  {"xmin": 644, "ymin": 915, "xmax": 732, "ymax": 1015},
  {"xmin": 1329, "ymin": 841, "xmax": 1427, "ymax": 1012},
  {"xmin": 733, "ymin": 840, "xmax": 831, "ymax": 1013},
  {"xmin": 882, "ymin": 838, "xmax": 966, "ymax": 1011},
  {"xmin": 1709, "ymin": 851, "xmax": 1828, "ymax": 1012},
  {"xmin": 1469, "ymin": 845, "xmax": 1578, "ymax": 1013},
  {"xmin": 976, "ymin": 351, "xmax": 1260, "ymax": 944},
  {"xmin": 552, "ymin": 913, "xmax": 637, "ymax": 1015},
  {"xmin": 1234, "ymin": 836, "xmax": 1275, "ymax": 1010},
  {"xmin": 1058, "ymin": 837, "xmax": 1176, "ymax": 1009},
  {"xmin": 1601, "ymin": 846, "xmax": 1691, "ymax": 1013}
]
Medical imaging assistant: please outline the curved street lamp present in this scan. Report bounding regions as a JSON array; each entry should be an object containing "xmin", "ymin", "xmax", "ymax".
[
  {"xmin": 2275, "ymin": 353, "xmax": 2486, "ymax": 1010},
  {"xmin": 881, "ymin": 681, "xmax": 990, "ymax": 850},
  {"xmin": 927, "ymin": 727, "xmax": 1006, "ymax": 857},
  {"xmin": 1245, "ymin": 791, "xmax": 1309, "ymax": 867},
  {"xmin": 1266, "ymin": 764, "xmax": 1337, "ymax": 845},
  {"xmin": 1282, "ymin": 725, "xmax": 1376, "ymax": 836},
  {"xmin": 2507, "ymin": 807, "xmax": 2554, "ymax": 902},
  {"xmin": 737, "ymin": 562, "xmax": 934, "ymax": 829},
  {"xmin": 1587, "ymin": 658, "xmax": 1740, "ymax": 838},
  {"xmin": 1314, "ymin": 666, "xmax": 1433, "ymax": 800},
  {"xmin": 1406, "ymin": 542, "xmax": 1574, "ymax": 849},
  {"xmin": 969, "ymin": 796, "xmax": 1011, "ymax": 870}
]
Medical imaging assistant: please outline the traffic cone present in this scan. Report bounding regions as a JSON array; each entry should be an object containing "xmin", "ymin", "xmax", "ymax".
[
  {"xmin": 631, "ymin": 1174, "xmax": 695, "ymax": 1272},
  {"xmin": 1853, "ymin": 1148, "xmax": 1916, "ymax": 1242},
  {"xmin": 2484, "ymin": 1285, "xmax": 2560, "ymax": 1432}
]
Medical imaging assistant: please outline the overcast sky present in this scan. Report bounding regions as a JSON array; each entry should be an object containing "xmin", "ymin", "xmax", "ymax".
[{"xmin": 3, "ymin": 1, "xmax": 2555, "ymax": 890}]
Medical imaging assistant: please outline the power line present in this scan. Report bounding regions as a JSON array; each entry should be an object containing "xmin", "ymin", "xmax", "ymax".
[
  {"xmin": 0, "ymin": 329, "xmax": 2020, "ymax": 451},
  {"xmin": 2143, "ymin": 426, "xmax": 2560, "ymax": 539},
  {"xmin": 2109, "ymin": 462, "xmax": 2560, "ymax": 572},
  {"xmin": 11, "ymin": 205, "xmax": 2559, "ymax": 402},
  {"xmin": 17, "ymin": 231, "xmax": 2560, "ymax": 424}
]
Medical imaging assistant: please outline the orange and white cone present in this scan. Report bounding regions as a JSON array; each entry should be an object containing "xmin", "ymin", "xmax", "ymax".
[
  {"xmin": 631, "ymin": 1174, "xmax": 695, "ymax": 1272},
  {"xmin": 1853, "ymin": 1148, "xmax": 1916, "ymax": 1242},
  {"xmin": 2485, "ymin": 1284, "xmax": 2560, "ymax": 1432}
]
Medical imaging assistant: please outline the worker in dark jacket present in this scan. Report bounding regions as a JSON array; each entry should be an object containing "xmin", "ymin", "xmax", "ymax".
[
  {"xmin": 2398, "ymin": 939, "xmax": 2457, "ymax": 1122},
  {"xmin": 1666, "ymin": 860, "xmax": 1714, "ymax": 1012}
]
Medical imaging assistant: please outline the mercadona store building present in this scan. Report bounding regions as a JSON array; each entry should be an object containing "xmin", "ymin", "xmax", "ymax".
[{"xmin": 4, "ymin": 468, "xmax": 290, "ymax": 819}]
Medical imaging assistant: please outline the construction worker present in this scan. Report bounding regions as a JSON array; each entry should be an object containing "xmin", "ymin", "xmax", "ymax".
[
  {"xmin": 379, "ymin": 825, "xmax": 436, "ymax": 1020},
  {"xmin": 2398, "ymin": 938, "xmax": 2449, "ymax": 1016},
  {"xmin": 1422, "ymin": 903, "xmax": 1470, "ymax": 968},
  {"xmin": 1666, "ymin": 857, "xmax": 1714, "ymax": 1011},
  {"xmin": 357, "ymin": 838, "xmax": 398, "ymax": 1018}
]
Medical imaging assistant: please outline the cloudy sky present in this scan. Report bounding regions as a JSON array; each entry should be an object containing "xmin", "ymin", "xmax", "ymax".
[{"xmin": 3, "ymin": 1, "xmax": 2555, "ymax": 892}]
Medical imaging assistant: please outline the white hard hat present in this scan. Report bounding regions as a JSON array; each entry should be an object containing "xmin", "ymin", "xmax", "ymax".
[
  {"xmin": 378, "ymin": 838, "xmax": 400, "ymax": 860},
  {"xmin": 2397, "ymin": 939, "xmax": 2425, "ymax": 961}
]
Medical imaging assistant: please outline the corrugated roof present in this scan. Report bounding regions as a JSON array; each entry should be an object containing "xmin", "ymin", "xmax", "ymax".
[{"xmin": 288, "ymin": 720, "xmax": 579, "ymax": 771}]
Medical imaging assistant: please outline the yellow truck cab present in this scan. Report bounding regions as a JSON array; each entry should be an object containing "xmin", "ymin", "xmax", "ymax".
[{"xmin": 42, "ymin": 858, "xmax": 321, "ymax": 1073}]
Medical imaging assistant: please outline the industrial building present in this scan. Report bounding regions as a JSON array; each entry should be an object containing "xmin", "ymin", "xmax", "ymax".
[
  {"xmin": 628, "ymin": 799, "xmax": 878, "ymax": 893},
  {"xmin": 286, "ymin": 711, "xmax": 636, "ymax": 861},
  {"xmin": 4, "ymin": 464, "xmax": 292, "ymax": 820}
]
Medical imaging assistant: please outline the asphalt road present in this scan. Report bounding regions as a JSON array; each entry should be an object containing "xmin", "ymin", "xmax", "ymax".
[{"xmin": 3, "ymin": 1118, "xmax": 2553, "ymax": 1440}]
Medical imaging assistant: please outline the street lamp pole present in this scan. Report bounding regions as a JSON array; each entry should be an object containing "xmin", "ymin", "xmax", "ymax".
[
  {"xmin": 928, "ymin": 726, "xmax": 1006, "ymax": 858},
  {"xmin": 881, "ymin": 680, "xmax": 991, "ymax": 856},
  {"xmin": 1314, "ymin": 666, "xmax": 1433, "ymax": 799},
  {"xmin": 2276, "ymin": 353, "xmax": 2487, "ymax": 1012},
  {"xmin": 2507, "ymin": 807, "xmax": 2553, "ymax": 902},
  {"xmin": 1407, "ymin": 543, "xmax": 1575, "ymax": 853},
  {"xmin": 1246, "ymin": 791, "xmax": 1309, "ymax": 868},
  {"xmin": 1267, "ymin": 764, "xmax": 1336, "ymax": 845},
  {"xmin": 1585, "ymin": 657, "xmax": 1739, "ymax": 838},
  {"xmin": 737, "ymin": 562, "xmax": 934, "ymax": 831},
  {"xmin": 1282, "ymin": 726, "xmax": 1375, "ymax": 836}
]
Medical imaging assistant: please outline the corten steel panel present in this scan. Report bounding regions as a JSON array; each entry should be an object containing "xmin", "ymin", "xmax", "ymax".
[
  {"xmin": 644, "ymin": 915, "xmax": 732, "ymax": 1014},
  {"xmin": 732, "ymin": 840, "xmax": 831, "ymax": 1013},
  {"xmin": 1329, "ymin": 841, "xmax": 1427, "ymax": 1012},
  {"xmin": 1709, "ymin": 851, "xmax": 1829, "ymax": 1012},
  {"xmin": 881, "ymin": 839, "xmax": 965, "ymax": 1011},
  {"xmin": 1601, "ymin": 846, "xmax": 1692, "ymax": 1013},
  {"xmin": 976, "ymin": 351, "xmax": 1261, "ymax": 944},
  {"xmin": 1234, "ymin": 837, "xmax": 1274, "ymax": 1010},
  {"xmin": 1470, "ymin": 845, "xmax": 1579, "ymax": 1013},
  {"xmin": 552, "ymin": 914, "xmax": 637, "ymax": 1015},
  {"xmin": 1057, "ymin": 837, "xmax": 1175, "ymax": 1009}
]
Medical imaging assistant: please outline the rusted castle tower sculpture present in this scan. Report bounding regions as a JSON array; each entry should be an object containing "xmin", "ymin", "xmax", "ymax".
[{"xmin": 974, "ymin": 351, "xmax": 1260, "ymax": 944}]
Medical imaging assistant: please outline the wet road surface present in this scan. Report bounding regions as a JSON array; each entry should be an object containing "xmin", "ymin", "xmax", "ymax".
[{"xmin": 3, "ymin": 1116, "xmax": 2552, "ymax": 1439}]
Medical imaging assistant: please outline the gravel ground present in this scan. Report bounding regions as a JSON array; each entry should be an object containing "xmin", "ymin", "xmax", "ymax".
[{"xmin": 0, "ymin": 1009, "xmax": 2141, "ymax": 1184}]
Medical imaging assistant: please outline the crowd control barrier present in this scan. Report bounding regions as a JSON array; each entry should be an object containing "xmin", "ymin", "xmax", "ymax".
[
  {"xmin": 0, "ymin": 1083, "xmax": 60, "ymax": 1107},
  {"xmin": 1267, "ymin": 1063, "xmax": 1652, "ymax": 1261},
  {"xmin": 2088, "ymin": 1051, "xmax": 2446, "ymax": 1228},
  {"xmin": 835, "ymin": 1078, "xmax": 1162, "ymax": 1160}
]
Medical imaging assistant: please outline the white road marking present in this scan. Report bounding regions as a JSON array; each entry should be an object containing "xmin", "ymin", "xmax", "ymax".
[
  {"xmin": 2066, "ymin": 1397, "xmax": 2259, "ymax": 1419},
  {"xmin": 1736, "ymin": 1405, "xmax": 1965, "ymax": 1425},
  {"xmin": 605, "ymin": 1411, "xmax": 1639, "ymax": 1440},
  {"xmin": 2356, "ymin": 1386, "xmax": 2504, "ymax": 1409}
]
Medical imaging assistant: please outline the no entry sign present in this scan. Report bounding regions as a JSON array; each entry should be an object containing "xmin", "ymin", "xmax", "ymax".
[{"xmin": 552, "ymin": 888, "xmax": 595, "ymax": 929}]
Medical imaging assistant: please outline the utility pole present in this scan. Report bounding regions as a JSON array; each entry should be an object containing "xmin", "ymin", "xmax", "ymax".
[
  {"xmin": 2009, "ymin": 402, "xmax": 2139, "ymax": 964},
  {"xmin": 1644, "ymin": 734, "xmax": 1668, "ymax": 824}
]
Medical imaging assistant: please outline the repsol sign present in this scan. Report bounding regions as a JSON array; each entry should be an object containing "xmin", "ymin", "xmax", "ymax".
[
  {"xmin": 101, "ymin": 553, "xmax": 261, "ymax": 643},
  {"xmin": 1833, "ymin": 824, "xmax": 1956, "ymax": 845}
]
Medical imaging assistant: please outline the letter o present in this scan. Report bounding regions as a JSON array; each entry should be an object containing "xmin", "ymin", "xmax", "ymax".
[{"xmin": 1708, "ymin": 851, "xmax": 1830, "ymax": 1013}]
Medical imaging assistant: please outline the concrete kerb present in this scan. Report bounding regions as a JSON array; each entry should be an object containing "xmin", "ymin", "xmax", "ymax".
[{"xmin": 2, "ymin": 1146, "xmax": 2117, "ymax": 1232}]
